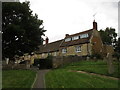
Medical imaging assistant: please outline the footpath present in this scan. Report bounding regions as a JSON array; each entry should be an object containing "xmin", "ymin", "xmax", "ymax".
[{"xmin": 32, "ymin": 69, "xmax": 50, "ymax": 89}]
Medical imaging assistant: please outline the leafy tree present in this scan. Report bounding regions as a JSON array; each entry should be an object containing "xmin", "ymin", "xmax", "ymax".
[
  {"xmin": 99, "ymin": 27, "xmax": 117, "ymax": 47},
  {"xmin": 115, "ymin": 37, "xmax": 120, "ymax": 53},
  {"xmin": 2, "ymin": 2, "xmax": 46, "ymax": 59},
  {"xmin": 113, "ymin": 37, "xmax": 120, "ymax": 60}
]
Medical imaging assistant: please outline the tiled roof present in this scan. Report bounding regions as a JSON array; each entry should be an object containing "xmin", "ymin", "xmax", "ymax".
[
  {"xmin": 60, "ymin": 38, "xmax": 90, "ymax": 47},
  {"xmin": 36, "ymin": 39, "xmax": 63, "ymax": 54},
  {"xmin": 65, "ymin": 29, "xmax": 93, "ymax": 38},
  {"xmin": 37, "ymin": 29, "xmax": 93, "ymax": 53},
  {"xmin": 60, "ymin": 29, "xmax": 93, "ymax": 47}
]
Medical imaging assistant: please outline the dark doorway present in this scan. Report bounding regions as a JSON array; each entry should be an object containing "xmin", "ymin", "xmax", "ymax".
[{"xmin": 33, "ymin": 59, "xmax": 52, "ymax": 69}]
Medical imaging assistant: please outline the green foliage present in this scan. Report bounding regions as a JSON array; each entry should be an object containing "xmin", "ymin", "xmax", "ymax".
[
  {"xmin": 113, "ymin": 52, "xmax": 120, "ymax": 61},
  {"xmin": 90, "ymin": 53, "xmax": 102, "ymax": 59},
  {"xmin": 115, "ymin": 37, "xmax": 120, "ymax": 53},
  {"xmin": 2, "ymin": 70, "xmax": 36, "ymax": 88},
  {"xmin": 2, "ymin": 2, "xmax": 46, "ymax": 58},
  {"xmin": 99, "ymin": 27, "xmax": 117, "ymax": 46}
]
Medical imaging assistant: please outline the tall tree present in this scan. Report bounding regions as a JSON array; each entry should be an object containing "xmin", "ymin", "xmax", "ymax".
[
  {"xmin": 99, "ymin": 27, "xmax": 117, "ymax": 47},
  {"xmin": 115, "ymin": 37, "xmax": 120, "ymax": 53},
  {"xmin": 2, "ymin": 2, "xmax": 46, "ymax": 59}
]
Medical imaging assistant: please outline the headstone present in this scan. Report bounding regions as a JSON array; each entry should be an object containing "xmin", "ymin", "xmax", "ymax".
[
  {"xmin": 106, "ymin": 53, "xmax": 114, "ymax": 74},
  {"xmin": 87, "ymin": 56, "xmax": 90, "ymax": 61}
]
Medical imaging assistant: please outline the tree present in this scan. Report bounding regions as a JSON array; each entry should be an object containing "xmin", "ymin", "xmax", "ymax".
[
  {"xmin": 99, "ymin": 27, "xmax": 117, "ymax": 47},
  {"xmin": 115, "ymin": 37, "xmax": 120, "ymax": 53},
  {"xmin": 2, "ymin": 2, "xmax": 46, "ymax": 59},
  {"xmin": 113, "ymin": 37, "xmax": 120, "ymax": 60}
]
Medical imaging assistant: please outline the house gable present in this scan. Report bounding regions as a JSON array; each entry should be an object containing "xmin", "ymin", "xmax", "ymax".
[{"xmin": 90, "ymin": 29, "xmax": 103, "ymax": 55}]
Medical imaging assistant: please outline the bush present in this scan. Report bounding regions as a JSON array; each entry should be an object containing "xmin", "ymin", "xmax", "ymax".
[
  {"xmin": 33, "ymin": 59, "xmax": 40, "ymax": 66},
  {"xmin": 90, "ymin": 53, "xmax": 102, "ymax": 59},
  {"xmin": 113, "ymin": 52, "xmax": 120, "ymax": 61}
]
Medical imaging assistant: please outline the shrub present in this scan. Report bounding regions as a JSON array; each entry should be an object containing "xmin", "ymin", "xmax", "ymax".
[
  {"xmin": 112, "ymin": 52, "xmax": 120, "ymax": 61},
  {"xmin": 90, "ymin": 53, "xmax": 102, "ymax": 59}
]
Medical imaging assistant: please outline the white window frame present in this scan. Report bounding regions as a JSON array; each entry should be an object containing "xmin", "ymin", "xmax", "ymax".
[
  {"xmin": 75, "ymin": 46, "xmax": 81, "ymax": 52},
  {"xmin": 80, "ymin": 34, "xmax": 89, "ymax": 38},
  {"xmin": 72, "ymin": 36, "xmax": 79, "ymax": 40},
  {"xmin": 62, "ymin": 48, "xmax": 67, "ymax": 53},
  {"xmin": 65, "ymin": 38, "xmax": 71, "ymax": 42}
]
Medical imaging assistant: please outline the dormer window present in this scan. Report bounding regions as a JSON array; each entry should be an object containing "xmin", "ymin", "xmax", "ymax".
[
  {"xmin": 65, "ymin": 38, "xmax": 71, "ymax": 42},
  {"xmin": 80, "ymin": 34, "xmax": 89, "ymax": 38},
  {"xmin": 72, "ymin": 36, "xmax": 79, "ymax": 40}
]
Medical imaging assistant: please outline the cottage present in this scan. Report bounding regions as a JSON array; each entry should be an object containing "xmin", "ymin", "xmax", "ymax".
[{"xmin": 35, "ymin": 20, "xmax": 107, "ymax": 59}]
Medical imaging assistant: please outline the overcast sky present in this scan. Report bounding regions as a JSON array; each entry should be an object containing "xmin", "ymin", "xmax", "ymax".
[{"xmin": 19, "ymin": 0, "xmax": 119, "ymax": 43}]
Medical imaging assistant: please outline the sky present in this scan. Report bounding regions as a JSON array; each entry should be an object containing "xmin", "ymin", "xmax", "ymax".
[{"xmin": 19, "ymin": 0, "xmax": 119, "ymax": 43}]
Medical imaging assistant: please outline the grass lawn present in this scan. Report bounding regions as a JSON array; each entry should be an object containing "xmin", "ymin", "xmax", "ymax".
[
  {"xmin": 61, "ymin": 60, "xmax": 120, "ymax": 78},
  {"xmin": 2, "ymin": 70, "xmax": 36, "ymax": 88},
  {"xmin": 45, "ymin": 60, "xmax": 119, "ymax": 88},
  {"xmin": 45, "ymin": 69, "xmax": 119, "ymax": 88}
]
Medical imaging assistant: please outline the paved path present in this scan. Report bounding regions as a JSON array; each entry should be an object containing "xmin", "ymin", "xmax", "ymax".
[{"xmin": 32, "ymin": 69, "xmax": 50, "ymax": 89}]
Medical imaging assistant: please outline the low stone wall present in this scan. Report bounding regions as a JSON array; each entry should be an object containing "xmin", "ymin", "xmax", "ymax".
[
  {"xmin": 2, "ymin": 64, "xmax": 30, "ymax": 70},
  {"xmin": 52, "ymin": 56, "xmax": 86, "ymax": 68},
  {"xmin": 2, "ymin": 60, "xmax": 31, "ymax": 70}
]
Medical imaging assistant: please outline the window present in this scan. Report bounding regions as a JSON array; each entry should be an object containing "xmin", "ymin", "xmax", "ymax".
[
  {"xmin": 80, "ymin": 34, "xmax": 89, "ymax": 38},
  {"xmin": 75, "ymin": 46, "xmax": 81, "ymax": 52},
  {"xmin": 65, "ymin": 38, "xmax": 71, "ymax": 42},
  {"xmin": 62, "ymin": 48, "xmax": 67, "ymax": 53},
  {"xmin": 42, "ymin": 53, "xmax": 45, "ymax": 57},
  {"xmin": 72, "ymin": 36, "xmax": 79, "ymax": 40},
  {"xmin": 54, "ymin": 52, "xmax": 57, "ymax": 56}
]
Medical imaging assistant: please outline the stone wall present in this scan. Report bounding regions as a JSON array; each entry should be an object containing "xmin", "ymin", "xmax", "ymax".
[
  {"xmin": 2, "ymin": 60, "xmax": 31, "ymax": 70},
  {"xmin": 52, "ymin": 56, "xmax": 86, "ymax": 68}
]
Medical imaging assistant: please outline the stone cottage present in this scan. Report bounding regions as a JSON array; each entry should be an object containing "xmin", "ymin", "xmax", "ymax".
[{"xmin": 35, "ymin": 20, "xmax": 113, "ymax": 59}]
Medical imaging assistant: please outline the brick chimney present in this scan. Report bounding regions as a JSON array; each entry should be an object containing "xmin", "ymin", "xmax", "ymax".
[
  {"xmin": 45, "ymin": 37, "xmax": 49, "ymax": 44},
  {"xmin": 93, "ymin": 20, "xmax": 97, "ymax": 30}
]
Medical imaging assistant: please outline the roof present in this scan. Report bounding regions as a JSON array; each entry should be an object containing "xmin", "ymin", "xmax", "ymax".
[
  {"xmin": 37, "ymin": 29, "xmax": 94, "ymax": 53},
  {"xmin": 65, "ymin": 29, "xmax": 93, "ymax": 38},
  {"xmin": 60, "ymin": 29, "xmax": 93, "ymax": 47},
  {"xmin": 60, "ymin": 38, "xmax": 90, "ymax": 47},
  {"xmin": 36, "ymin": 39, "xmax": 63, "ymax": 54}
]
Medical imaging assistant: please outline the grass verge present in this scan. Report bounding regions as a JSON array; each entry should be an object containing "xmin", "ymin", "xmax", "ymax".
[{"xmin": 2, "ymin": 70, "xmax": 36, "ymax": 88}]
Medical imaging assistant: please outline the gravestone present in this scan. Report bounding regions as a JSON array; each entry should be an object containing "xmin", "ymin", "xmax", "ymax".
[{"xmin": 106, "ymin": 53, "xmax": 114, "ymax": 74}]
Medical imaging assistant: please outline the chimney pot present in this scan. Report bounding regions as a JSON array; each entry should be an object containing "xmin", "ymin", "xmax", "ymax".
[
  {"xmin": 45, "ymin": 37, "xmax": 49, "ymax": 44},
  {"xmin": 65, "ymin": 34, "xmax": 69, "ymax": 37}
]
